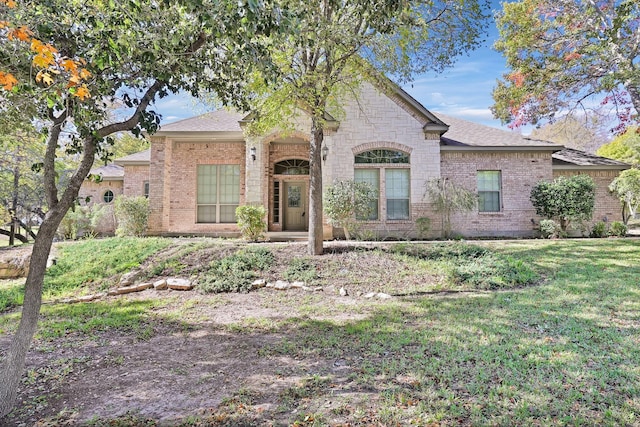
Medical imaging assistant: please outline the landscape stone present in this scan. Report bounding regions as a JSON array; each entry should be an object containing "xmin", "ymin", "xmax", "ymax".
[
  {"xmin": 251, "ymin": 279, "xmax": 266, "ymax": 290},
  {"xmin": 167, "ymin": 278, "xmax": 193, "ymax": 290},
  {"xmin": 364, "ymin": 292, "xmax": 377, "ymax": 298},
  {"xmin": 273, "ymin": 280, "xmax": 291, "ymax": 290},
  {"xmin": 119, "ymin": 271, "xmax": 140, "ymax": 286},
  {"xmin": 377, "ymin": 293, "xmax": 392, "ymax": 299},
  {"xmin": 290, "ymin": 281, "xmax": 305, "ymax": 288},
  {"xmin": 153, "ymin": 279, "xmax": 168, "ymax": 290},
  {"xmin": 339, "ymin": 287, "xmax": 348, "ymax": 296}
]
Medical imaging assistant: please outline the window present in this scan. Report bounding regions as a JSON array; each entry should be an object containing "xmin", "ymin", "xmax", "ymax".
[
  {"xmin": 103, "ymin": 190, "xmax": 114, "ymax": 203},
  {"xmin": 143, "ymin": 181, "xmax": 149, "ymax": 198},
  {"xmin": 354, "ymin": 169, "xmax": 379, "ymax": 220},
  {"xmin": 274, "ymin": 159, "xmax": 310, "ymax": 175},
  {"xmin": 477, "ymin": 170, "xmax": 501, "ymax": 212},
  {"xmin": 197, "ymin": 165, "xmax": 240, "ymax": 223},
  {"xmin": 386, "ymin": 169, "xmax": 410, "ymax": 219},
  {"xmin": 354, "ymin": 149, "xmax": 410, "ymax": 220}
]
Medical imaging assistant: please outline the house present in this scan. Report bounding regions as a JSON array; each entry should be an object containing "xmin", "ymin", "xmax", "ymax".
[{"xmin": 79, "ymin": 82, "xmax": 629, "ymax": 238}]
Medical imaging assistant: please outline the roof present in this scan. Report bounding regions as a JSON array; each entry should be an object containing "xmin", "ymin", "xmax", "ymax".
[
  {"xmin": 435, "ymin": 113, "xmax": 560, "ymax": 150},
  {"xmin": 114, "ymin": 149, "xmax": 150, "ymax": 165},
  {"xmin": 552, "ymin": 148, "xmax": 630, "ymax": 170},
  {"xmin": 157, "ymin": 110, "xmax": 244, "ymax": 132},
  {"xmin": 89, "ymin": 163, "xmax": 124, "ymax": 180}
]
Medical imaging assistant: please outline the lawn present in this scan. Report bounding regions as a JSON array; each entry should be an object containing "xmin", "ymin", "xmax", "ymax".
[{"xmin": 0, "ymin": 237, "xmax": 639, "ymax": 426}]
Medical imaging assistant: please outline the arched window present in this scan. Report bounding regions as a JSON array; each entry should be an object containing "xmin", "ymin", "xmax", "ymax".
[
  {"xmin": 274, "ymin": 159, "xmax": 310, "ymax": 175},
  {"xmin": 354, "ymin": 150, "xmax": 410, "ymax": 220},
  {"xmin": 103, "ymin": 190, "xmax": 114, "ymax": 203}
]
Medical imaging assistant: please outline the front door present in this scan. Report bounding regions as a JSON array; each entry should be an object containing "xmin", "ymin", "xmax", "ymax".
[{"xmin": 284, "ymin": 181, "xmax": 308, "ymax": 231}]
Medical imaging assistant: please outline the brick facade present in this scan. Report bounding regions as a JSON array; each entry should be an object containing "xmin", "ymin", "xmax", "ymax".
[
  {"xmin": 441, "ymin": 151, "xmax": 554, "ymax": 237},
  {"xmin": 122, "ymin": 165, "xmax": 149, "ymax": 197}
]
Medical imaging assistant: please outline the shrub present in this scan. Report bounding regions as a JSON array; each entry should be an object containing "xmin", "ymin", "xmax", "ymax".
[
  {"xmin": 235, "ymin": 205, "xmax": 267, "ymax": 241},
  {"xmin": 530, "ymin": 175, "xmax": 595, "ymax": 231},
  {"xmin": 539, "ymin": 219, "xmax": 563, "ymax": 239},
  {"xmin": 590, "ymin": 221, "xmax": 608, "ymax": 238},
  {"xmin": 324, "ymin": 180, "xmax": 376, "ymax": 240},
  {"xmin": 415, "ymin": 217, "xmax": 431, "ymax": 239},
  {"xmin": 57, "ymin": 204, "xmax": 106, "ymax": 240},
  {"xmin": 199, "ymin": 247, "xmax": 274, "ymax": 293},
  {"xmin": 609, "ymin": 221, "xmax": 628, "ymax": 237},
  {"xmin": 114, "ymin": 196, "xmax": 149, "ymax": 237},
  {"xmin": 424, "ymin": 178, "xmax": 476, "ymax": 238},
  {"xmin": 283, "ymin": 257, "xmax": 317, "ymax": 283}
]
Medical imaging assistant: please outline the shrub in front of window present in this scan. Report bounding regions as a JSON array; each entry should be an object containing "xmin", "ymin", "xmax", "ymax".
[
  {"xmin": 415, "ymin": 216, "xmax": 431, "ymax": 239},
  {"xmin": 235, "ymin": 205, "xmax": 267, "ymax": 242},
  {"xmin": 539, "ymin": 219, "xmax": 563, "ymax": 239},
  {"xmin": 530, "ymin": 175, "xmax": 595, "ymax": 232},
  {"xmin": 590, "ymin": 221, "xmax": 608, "ymax": 238},
  {"xmin": 114, "ymin": 195, "xmax": 149, "ymax": 237},
  {"xmin": 56, "ymin": 204, "xmax": 107, "ymax": 240},
  {"xmin": 609, "ymin": 221, "xmax": 628, "ymax": 237},
  {"xmin": 424, "ymin": 178, "xmax": 476, "ymax": 239},
  {"xmin": 324, "ymin": 180, "xmax": 376, "ymax": 240}
]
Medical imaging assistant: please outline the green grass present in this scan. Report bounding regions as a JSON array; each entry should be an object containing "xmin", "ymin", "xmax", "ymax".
[
  {"xmin": 44, "ymin": 237, "xmax": 171, "ymax": 298},
  {"xmin": 0, "ymin": 278, "xmax": 24, "ymax": 312},
  {"xmin": 257, "ymin": 239, "xmax": 640, "ymax": 425}
]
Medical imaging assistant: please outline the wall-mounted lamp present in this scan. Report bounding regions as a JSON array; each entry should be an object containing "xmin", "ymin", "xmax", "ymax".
[
  {"xmin": 250, "ymin": 146, "xmax": 256, "ymax": 161},
  {"xmin": 321, "ymin": 144, "xmax": 329, "ymax": 161}
]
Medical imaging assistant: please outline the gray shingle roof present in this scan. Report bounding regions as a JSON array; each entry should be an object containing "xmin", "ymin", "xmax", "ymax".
[
  {"xmin": 552, "ymin": 148, "xmax": 630, "ymax": 168},
  {"xmin": 159, "ymin": 110, "xmax": 244, "ymax": 132},
  {"xmin": 115, "ymin": 149, "xmax": 150, "ymax": 164},
  {"xmin": 434, "ymin": 113, "xmax": 559, "ymax": 148},
  {"xmin": 89, "ymin": 163, "xmax": 124, "ymax": 179}
]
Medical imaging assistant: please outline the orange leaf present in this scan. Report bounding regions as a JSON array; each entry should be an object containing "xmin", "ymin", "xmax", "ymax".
[
  {"xmin": 73, "ymin": 85, "xmax": 91, "ymax": 101},
  {"xmin": 32, "ymin": 53, "xmax": 54, "ymax": 69},
  {"xmin": 1, "ymin": 0, "xmax": 17, "ymax": 8},
  {"xmin": 8, "ymin": 25, "xmax": 32, "ymax": 42},
  {"xmin": 0, "ymin": 21, "xmax": 10, "ymax": 29},
  {"xmin": 0, "ymin": 71, "xmax": 18, "ymax": 90},
  {"xmin": 79, "ymin": 68, "xmax": 91, "ymax": 80},
  {"xmin": 60, "ymin": 58, "xmax": 77, "ymax": 73},
  {"xmin": 35, "ymin": 70, "xmax": 54, "ymax": 86}
]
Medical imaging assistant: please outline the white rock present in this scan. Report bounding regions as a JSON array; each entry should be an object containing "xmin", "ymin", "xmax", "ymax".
[
  {"xmin": 119, "ymin": 271, "xmax": 139, "ymax": 286},
  {"xmin": 153, "ymin": 279, "xmax": 168, "ymax": 290},
  {"xmin": 339, "ymin": 287, "xmax": 348, "ymax": 296},
  {"xmin": 377, "ymin": 292, "xmax": 392, "ymax": 299},
  {"xmin": 290, "ymin": 281, "xmax": 305, "ymax": 288},
  {"xmin": 167, "ymin": 278, "xmax": 193, "ymax": 290},
  {"xmin": 364, "ymin": 292, "xmax": 377, "ymax": 299},
  {"xmin": 273, "ymin": 280, "xmax": 291, "ymax": 290}
]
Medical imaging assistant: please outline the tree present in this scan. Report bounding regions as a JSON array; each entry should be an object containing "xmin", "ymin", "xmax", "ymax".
[
  {"xmin": 609, "ymin": 168, "xmax": 640, "ymax": 223},
  {"xmin": 0, "ymin": 0, "xmax": 279, "ymax": 416},
  {"xmin": 596, "ymin": 126, "xmax": 640, "ymax": 165},
  {"xmin": 249, "ymin": 0, "xmax": 490, "ymax": 255},
  {"xmin": 323, "ymin": 180, "xmax": 376, "ymax": 240},
  {"xmin": 424, "ymin": 178, "xmax": 476, "ymax": 238},
  {"xmin": 530, "ymin": 175, "xmax": 596, "ymax": 231},
  {"xmin": 109, "ymin": 134, "xmax": 150, "ymax": 160},
  {"xmin": 529, "ymin": 114, "xmax": 601, "ymax": 153},
  {"xmin": 491, "ymin": 0, "xmax": 640, "ymax": 131}
]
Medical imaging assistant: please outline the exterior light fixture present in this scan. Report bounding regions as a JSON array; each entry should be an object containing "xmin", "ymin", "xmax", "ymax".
[
  {"xmin": 321, "ymin": 144, "xmax": 329, "ymax": 161},
  {"xmin": 250, "ymin": 146, "xmax": 256, "ymax": 161}
]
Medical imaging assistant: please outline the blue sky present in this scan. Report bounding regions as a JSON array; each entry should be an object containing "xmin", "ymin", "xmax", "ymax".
[{"xmin": 153, "ymin": 1, "xmax": 514, "ymax": 131}]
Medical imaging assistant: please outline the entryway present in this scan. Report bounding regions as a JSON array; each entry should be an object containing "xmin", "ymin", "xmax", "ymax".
[{"xmin": 283, "ymin": 181, "xmax": 308, "ymax": 231}]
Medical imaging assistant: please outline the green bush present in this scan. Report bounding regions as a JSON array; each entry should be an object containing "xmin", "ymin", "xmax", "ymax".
[
  {"xmin": 609, "ymin": 221, "xmax": 628, "ymax": 237},
  {"xmin": 590, "ymin": 221, "xmax": 608, "ymax": 238},
  {"xmin": 236, "ymin": 205, "xmax": 267, "ymax": 241},
  {"xmin": 114, "ymin": 196, "xmax": 149, "ymax": 237},
  {"xmin": 415, "ymin": 217, "xmax": 431, "ymax": 239},
  {"xmin": 283, "ymin": 257, "xmax": 317, "ymax": 283},
  {"xmin": 539, "ymin": 219, "xmax": 563, "ymax": 239},
  {"xmin": 388, "ymin": 242, "xmax": 537, "ymax": 290},
  {"xmin": 324, "ymin": 180, "xmax": 376, "ymax": 240},
  {"xmin": 530, "ymin": 175, "xmax": 595, "ymax": 231},
  {"xmin": 57, "ymin": 204, "xmax": 106, "ymax": 240},
  {"xmin": 199, "ymin": 247, "xmax": 275, "ymax": 293}
]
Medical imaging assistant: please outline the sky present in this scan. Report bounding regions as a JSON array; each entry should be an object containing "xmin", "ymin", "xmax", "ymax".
[{"xmin": 152, "ymin": 1, "xmax": 516, "ymax": 132}]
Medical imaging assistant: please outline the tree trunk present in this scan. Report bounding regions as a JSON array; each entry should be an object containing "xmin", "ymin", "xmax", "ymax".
[
  {"xmin": 9, "ymin": 165, "xmax": 19, "ymax": 247},
  {"xmin": 308, "ymin": 117, "xmax": 324, "ymax": 256},
  {"xmin": 0, "ymin": 208, "xmax": 62, "ymax": 417}
]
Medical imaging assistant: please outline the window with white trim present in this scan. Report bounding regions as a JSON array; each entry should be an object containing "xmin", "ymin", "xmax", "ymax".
[
  {"xmin": 354, "ymin": 149, "xmax": 410, "ymax": 220},
  {"xmin": 477, "ymin": 170, "xmax": 502, "ymax": 212},
  {"xmin": 197, "ymin": 165, "xmax": 240, "ymax": 223}
]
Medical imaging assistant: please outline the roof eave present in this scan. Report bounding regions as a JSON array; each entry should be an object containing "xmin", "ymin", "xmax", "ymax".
[
  {"xmin": 114, "ymin": 160, "xmax": 150, "ymax": 166},
  {"xmin": 440, "ymin": 145, "xmax": 562, "ymax": 152},
  {"xmin": 552, "ymin": 164, "xmax": 630, "ymax": 171}
]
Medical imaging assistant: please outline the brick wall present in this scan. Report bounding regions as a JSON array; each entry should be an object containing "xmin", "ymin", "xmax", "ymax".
[
  {"xmin": 440, "ymin": 150, "xmax": 554, "ymax": 237},
  {"xmin": 147, "ymin": 137, "xmax": 166, "ymax": 234},
  {"xmin": 77, "ymin": 180, "xmax": 122, "ymax": 234},
  {"xmin": 154, "ymin": 140, "xmax": 246, "ymax": 235},
  {"xmin": 122, "ymin": 165, "xmax": 149, "ymax": 197}
]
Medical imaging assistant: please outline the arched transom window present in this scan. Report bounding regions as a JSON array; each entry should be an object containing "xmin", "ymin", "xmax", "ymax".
[
  {"xmin": 274, "ymin": 159, "xmax": 310, "ymax": 175},
  {"xmin": 354, "ymin": 149, "xmax": 410, "ymax": 220}
]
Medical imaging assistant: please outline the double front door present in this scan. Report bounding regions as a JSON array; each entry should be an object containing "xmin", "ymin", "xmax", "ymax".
[{"xmin": 283, "ymin": 181, "xmax": 308, "ymax": 231}]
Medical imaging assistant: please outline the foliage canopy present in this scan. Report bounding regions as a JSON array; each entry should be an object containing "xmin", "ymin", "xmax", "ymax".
[{"xmin": 530, "ymin": 175, "xmax": 596, "ymax": 231}]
